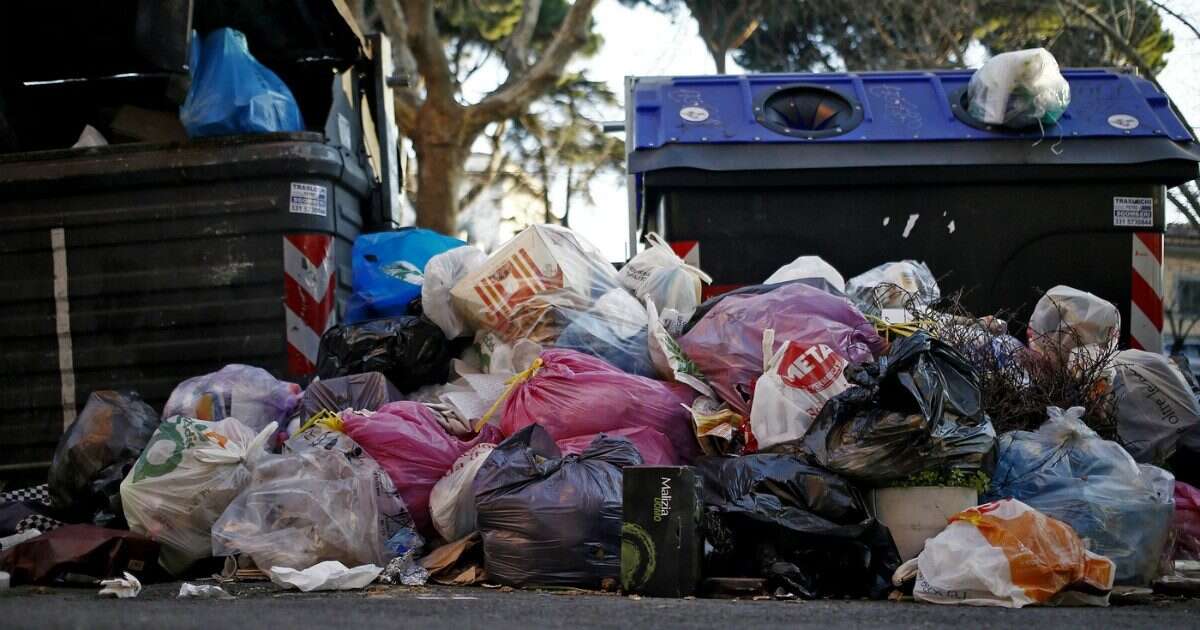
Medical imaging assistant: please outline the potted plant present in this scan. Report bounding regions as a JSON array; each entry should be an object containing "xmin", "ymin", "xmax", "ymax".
[{"xmin": 868, "ymin": 469, "xmax": 990, "ymax": 561}]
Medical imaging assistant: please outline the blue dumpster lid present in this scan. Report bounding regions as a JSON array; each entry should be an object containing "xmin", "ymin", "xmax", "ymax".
[{"xmin": 627, "ymin": 70, "xmax": 1200, "ymax": 179}]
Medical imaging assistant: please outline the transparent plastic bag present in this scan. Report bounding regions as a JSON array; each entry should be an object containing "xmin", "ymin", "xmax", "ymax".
[
  {"xmin": 120, "ymin": 416, "xmax": 276, "ymax": 575},
  {"xmin": 423, "ymin": 245, "xmax": 488, "ymax": 339},
  {"xmin": 180, "ymin": 28, "xmax": 304, "ymax": 137},
  {"xmin": 429, "ymin": 443, "xmax": 495, "ymax": 543},
  {"xmin": 1028, "ymin": 285, "xmax": 1120, "ymax": 357},
  {"xmin": 764, "ymin": 255, "xmax": 845, "ymax": 292},
  {"xmin": 846, "ymin": 260, "xmax": 939, "ymax": 310},
  {"xmin": 212, "ymin": 444, "xmax": 391, "ymax": 571},
  {"xmin": 912, "ymin": 499, "xmax": 1115, "ymax": 608},
  {"xmin": 984, "ymin": 406, "xmax": 1175, "ymax": 585},
  {"xmin": 162, "ymin": 364, "xmax": 301, "ymax": 434},
  {"xmin": 967, "ymin": 48, "xmax": 1070, "ymax": 128},
  {"xmin": 619, "ymin": 233, "xmax": 711, "ymax": 322}
]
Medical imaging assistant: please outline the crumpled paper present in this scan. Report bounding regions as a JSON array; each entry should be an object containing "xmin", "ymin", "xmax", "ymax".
[
  {"xmin": 178, "ymin": 583, "xmax": 234, "ymax": 599},
  {"xmin": 268, "ymin": 561, "xmax": 382, "ymax": 592},
  {"xmin": 98, "ymin": 572, "xmax": 141, "ymax": 599}
]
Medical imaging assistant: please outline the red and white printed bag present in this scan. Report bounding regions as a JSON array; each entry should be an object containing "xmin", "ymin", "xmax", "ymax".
[{"xmin": 749, "ymin": 329, "xmax": 852, "ymax": 451}]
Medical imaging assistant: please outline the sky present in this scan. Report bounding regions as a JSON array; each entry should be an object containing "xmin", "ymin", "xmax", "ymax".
[{"xmin": 522, "ymin": 1, "xmax": 1200, "ymax": 261}]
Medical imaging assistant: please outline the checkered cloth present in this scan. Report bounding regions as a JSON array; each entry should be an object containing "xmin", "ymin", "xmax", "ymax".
[
  {"xmin": 14, "ymin": 513, "xmax": 63, "ymax": 535},
  {"xmin": 0, "ymin": 484, "xmax": 50, "ymax": 507}
]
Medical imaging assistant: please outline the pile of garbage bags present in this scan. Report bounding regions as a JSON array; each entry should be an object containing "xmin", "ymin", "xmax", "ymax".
[{"xmin": 3, "ymin": 219, "xmax": 1196, "ymax": 609}]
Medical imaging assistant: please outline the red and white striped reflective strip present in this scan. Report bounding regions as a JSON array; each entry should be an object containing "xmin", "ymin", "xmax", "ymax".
[
  {"xmin": 284, "ymin": 234, "xmax": 336, "ymax": 375},
  {"xmin": 669, "ymin": 240, "xmax": 700, "ymax": 268},
  {"xmin": 1130, "ymin": 232, "xmax": 1164, "ymax": 352}
]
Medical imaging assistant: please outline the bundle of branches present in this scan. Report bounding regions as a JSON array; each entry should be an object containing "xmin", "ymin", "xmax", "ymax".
[{"xmin": 863, "ymin": 286, "xmax": 1119, "ymax": 440}]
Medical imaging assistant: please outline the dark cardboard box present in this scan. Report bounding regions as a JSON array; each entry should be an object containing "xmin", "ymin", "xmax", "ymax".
[{"xmin": 621, "ymin": 466, "xmax": 703, "ymax": 597}]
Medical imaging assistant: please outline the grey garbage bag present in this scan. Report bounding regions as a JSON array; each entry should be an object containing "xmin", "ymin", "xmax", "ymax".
[
  {"xmin": 473, "ymin": 425, "xmax": 642, "ymax": 588},
  {"xmin": 1111, "ymin": 349, "xmax": 1200, "ymax": 465},
  {"xmin": 300, "ymin": 372, "xmax": 403, "ymax": 418}
]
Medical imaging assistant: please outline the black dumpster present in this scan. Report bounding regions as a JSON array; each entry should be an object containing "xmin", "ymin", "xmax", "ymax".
[
  {"xmin": 0, "ymin": 1, "xmax": 401, "ymax": 480},
  {"xmin": 626, "ymin": 70, "xmax": 1200, "ymax": 352}
]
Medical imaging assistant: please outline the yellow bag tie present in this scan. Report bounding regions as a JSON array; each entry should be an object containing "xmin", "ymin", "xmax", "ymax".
[
  {"xmin": 295, "ymin": 409, "xmax": 344, "ymax": 436},
  {"xmin": 473, "ymin": 357, "xmax": 544, "ymax": 433},
  {"xmin": 868, "ymin": 314, "xmax": 933, "ymax": 342}
]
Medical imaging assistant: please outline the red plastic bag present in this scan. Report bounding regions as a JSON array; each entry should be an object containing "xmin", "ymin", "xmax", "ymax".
[
  {"xmin": 1176, "ymin": 481, "xmax": 1200, "ymax": 561},
  {"xmin": 340, "ymin": 402, "xmax": 501, "ymax": 533},
  {"xmin": 679, "ymin": 282, "xmax": 884, "ymax": 415},
  {"xmin": 497, "ymin": 349, "xmax": 698, "ymax": 462},
  {"xmin": 556, "ymin": 426, "xmax": 677, "ymax": 466}
]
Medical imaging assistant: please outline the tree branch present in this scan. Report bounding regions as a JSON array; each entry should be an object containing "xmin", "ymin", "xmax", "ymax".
[
  {"xmin": 1060, "ymin": 0, "xmax": 1164, "ymax": 85},
  {"xmin": 1150, "ymin": 0, "xmax": 1200, "ymax": 41},
  {"xmin": 396, "ymin": 0, "xmax": 456, "ymax": 106},
  {"xmin": 503, "ymin": 0, "xmax": 543, "ymax": 72},
  {"xmin": 466, "ymin": 0, "xmax": 600, "ymax": 134}
]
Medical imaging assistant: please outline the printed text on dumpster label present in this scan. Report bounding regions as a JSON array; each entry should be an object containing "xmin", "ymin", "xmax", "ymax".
[
  {"xmin": 290, "ymin": 183, "xmax": 328, "ymax": 217},
  {"xmin": 1113, "ymin": 197, "xmax": 1153, "ymax": 227}
]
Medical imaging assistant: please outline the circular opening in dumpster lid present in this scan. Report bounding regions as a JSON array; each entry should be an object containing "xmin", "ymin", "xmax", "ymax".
[
  {"xmin": 755, "ymin": 85, "xmax": 861, "ymax": 139},
  {"xmin": 949, "ymin": 87, "xmax": 1061, "ymax": 133}
]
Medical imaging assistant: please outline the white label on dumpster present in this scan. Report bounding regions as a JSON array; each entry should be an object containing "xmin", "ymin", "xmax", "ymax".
[
  {"xmin": 1108, "ymin": 114, "xmax": 1140, "ymax": 130},
  {"xmin": 680, "ymin": 106, "xmax": 709, "ymax": 122},
  {"xmin": 1113, "ymin": 197, "xmax": 1153, "ymax": 227},
  {"xmin": 290, "ymin": 183, "xmax": 328, "ymax": 217}
]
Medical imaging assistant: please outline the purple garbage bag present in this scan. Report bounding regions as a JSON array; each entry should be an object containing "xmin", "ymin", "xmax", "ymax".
[{"xmin": 162, "ymin": 364, "xmax": 302, "ymax": 433}]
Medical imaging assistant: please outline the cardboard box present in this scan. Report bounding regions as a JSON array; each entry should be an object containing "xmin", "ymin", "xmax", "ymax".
[{"xmin": 621, "ymin": 466, "xmax": 703, "ymax": 597}]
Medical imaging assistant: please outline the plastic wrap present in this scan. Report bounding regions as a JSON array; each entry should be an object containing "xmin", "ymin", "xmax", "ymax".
[
  {"xmin": 698, "ymin": 454, "xmax": 901, "ymax": 599},
  {"xmin": 801, "ymin": 332, "xmax": 996, "ymax": 483},
  {"xmin": 429, "ymin": 444, "xmax": 495, "ymax": 543},
  {"xmin": 967, "ymin": 48, "xmax": 1070, "ymax": 128},
  {"xmin": 618, "ymin": 233, "xmax": 710, "ymax": 322},
  {"xmin": 912, "ymin": 499, "xmax": 1114, "ymax": 607},
  {"xmin": 846, "ymin": 260, "xmax": 940, "ymax": 310},
  {"xmin": 48, "ymin": 391, "xmax": 160, "ymax": 527},
  {"xmin": 300, "ymin": 372, "xmax": 402, "ymax": 418},
  {"xmin": 162, "ymin": 364, "xmax": 301, "ymax": 434},
  {"xmin": 496, "ymin": 348, "xmax": 699, "ymax": 464},
  {"xmin": 764, "ymin": 255, "xmax": 845, "ymax": 292},
  {"xmin": 474, "ymin": 426, "xmax": 640, "ymax": 588},
  {"xmin": 984, "ymin": 406, "xmax": 1175, "ymax": 585},
  {"xmin": 1028, "ymin": 285, "xmax": 1120, "ymax": 357},
  {"xmin": 339, "ymin": 402, "xmax": 501, "ymax": 533},
  {"xmin": 180, "ymin": 28, "xmax": 303, "ymax": 137},
  {"xmin": 1111, "ymin": 350, "xmax": 1200, "ymax": 465},
  {"xmin": 679, "ymin": 282, "xmax": 885, "ymax": 415},
  {"xmin": 423, "ymin": 245, "xmax": 488, "ymax": 339},
  {"xmin": 316, "ymin": 317, "xmax": 455, "ymax": 393},
  {"xmin": 120, "ymin": 416, "xmax": 276, "ymax": 575},
  {"xmin": 346, "ymin": 229, "xmax": 467, "ymax": 324},
  {"xmin": 212, "ymin": 444, "xmax": 393, "ymax": 570}
]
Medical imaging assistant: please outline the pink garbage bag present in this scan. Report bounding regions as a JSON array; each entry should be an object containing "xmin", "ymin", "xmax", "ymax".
[
  {"xmin": 679, "ymin": 282, "xmax": 884, "ymax": 415},
  {"xmin": 1176, "ymin": 481, "xmax": 1200, "ymax": 561},
  {"xmin": 498, "ymin": 349, "xmax": 698, "ymax": 463},
  {"xmin": 556, "ymin": 426, "xmax": 678, "ymax": 466},
  {"xmin": 340, "ymin": 401, "xmax": 501, "ymax": 533}
]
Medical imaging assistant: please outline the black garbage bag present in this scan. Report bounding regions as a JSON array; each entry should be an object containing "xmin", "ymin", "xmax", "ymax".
[
  {"xmin": 316, "ymin": 316, "xmax": 455, "ymax": 392},
  {"xmin": 47, "ymin": 391, "xmax": 160, "ymax": 527},
  {"xmin": 474, "ymin": 424, "xmax": 642, "ymax": 588},
  {"xmin": 800, "ymin": 331, "xmax": 996, "ymax": 485},
  {"xmin": 698, "ymin": 454, "xmax": 900, "ymax": 599},
  {"xmin": 300, "ymin": 372, "xmax": 403, "ymax": 417}
]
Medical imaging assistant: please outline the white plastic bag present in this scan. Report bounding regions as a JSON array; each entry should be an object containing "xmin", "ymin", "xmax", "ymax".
[
  {"xmin": 749, "ymin": 329, "xmax": 852, "ymax": 451},
  {"xmin": 429, "ymin": 443, "xmax": 495, "ymax": 542},
  {"xmin": 1028, "ymin": 285, "xmax": 1120, "ymax": 356},
  {"xmin": 967, "ymin": 48, "xmax": 1070, "ymax": 128},
  {"xmin": 423, "ymin": 245, "xmax": 488, "ymax": 339},
  {"xmin": 120, "ymin": 416, "xmax": 276, "ymax": 575},
  {"xmin": 764, "ymin": 255, "xmax": 845, "ymax": 292},
  {"xmin": 1111, "ymin": 349, "xmax": 1200, "ymax": 464},
  {"xmin": 618, "ymin": 233, "xmax": 711, "ymax": 321},
  {"xmin": 646, "ymin": 299, "xmax": 715, "ymax": 399},
  {"xmin": 846, "ymin": 260, "xmax": 939, "ymax": 309},
  {"xmin": 912, "ymin": 499, "xmax": 1115, "ymax": 608},
  {"xmin": 268, "ymin": 561, "xmax": 382, "ymax": 592}
]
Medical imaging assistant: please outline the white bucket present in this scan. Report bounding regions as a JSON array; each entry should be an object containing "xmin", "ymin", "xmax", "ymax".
[{"xmin": 868, "ymin": 486, "xmax": 979, "ymax": 561}]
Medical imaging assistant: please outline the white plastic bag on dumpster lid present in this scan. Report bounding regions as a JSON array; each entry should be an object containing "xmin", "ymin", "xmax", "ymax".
[
  {"xmin": 1111, "ymin": 349, "xmax": 1200, "ymax": 465},
  {"xmin": 618, "ymin": 233, "xmax": 711, "ymax": 321},
  {"xmin": 423, "ymin": 245, "xmax": 488, "ymax": 339},
  {"xmin": 120, "ymin": 416, "xmax": 276, "ymax": 575},
  {"xmin": 846, "ymin": 260, "xmax": 939, "ymax": 309},
  {"xmin": 1028, "ymin": 286, "xmax": 1120, "ymax": 356},
  {"xmin": 429, "ymin": 443, "xmax": 495, "ymax": 542},
  {"xmin": 750, "ymin": 329, "xmax": 853, "ymax": 451},
  {"xmin": 764, "ymin": 256, "xmax": 845, "ymax": 292},
  {"xmin": 912, "ymin": 499, "xmax": 1115, "ymax": 608},
  {"xmin": 967, "ymin": 48, "xmax": 1070, "ymax": 128}
]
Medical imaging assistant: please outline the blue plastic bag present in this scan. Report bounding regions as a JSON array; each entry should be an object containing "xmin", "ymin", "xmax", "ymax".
[
  {"xmin": 180, "ymin": 28, "xmax": 305, "ymax": 138},
  {"xmin": 346, "ymin": 229, "xmax": 467, "ymax": 324},
  {"xmin": 983, "ymin": 406, "xmax": 1174, "ymax": 586}
]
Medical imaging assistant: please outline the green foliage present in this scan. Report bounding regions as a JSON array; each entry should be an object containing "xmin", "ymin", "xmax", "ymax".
[{"xmin": 888, "ymin": 468, "xmax": 991, "ymax": 494}]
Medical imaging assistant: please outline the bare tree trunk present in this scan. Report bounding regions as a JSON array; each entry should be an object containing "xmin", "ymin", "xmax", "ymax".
[
  {"xmin": 706, "ymin": 42, "xmax": 728, "ymax": 74},
  {"xmin": 413, "ymin": 138, "xmax": 467, "ymax": 234}
]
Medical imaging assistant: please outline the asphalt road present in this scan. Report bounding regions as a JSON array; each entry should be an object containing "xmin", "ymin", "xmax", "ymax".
[{"xmin": 1, "ymin": 581, "xmax": 1199, "ymax": 630}]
